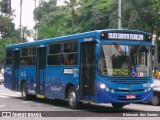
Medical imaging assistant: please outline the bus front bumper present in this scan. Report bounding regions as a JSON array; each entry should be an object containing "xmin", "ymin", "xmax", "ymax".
[{"xmin": 96, "ymin": 88, "xmax": 153, "ymax": 104}]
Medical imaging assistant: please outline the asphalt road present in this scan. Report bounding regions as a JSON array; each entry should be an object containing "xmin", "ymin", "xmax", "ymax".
[{"xmin": 0, "ymin": 84, "xmax": 159, "ymax": 120}]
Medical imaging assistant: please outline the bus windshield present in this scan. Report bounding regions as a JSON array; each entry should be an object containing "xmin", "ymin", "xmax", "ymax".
[{"xmin": 98, "ymin": 44, "xmax": 151, "ymax": 77}]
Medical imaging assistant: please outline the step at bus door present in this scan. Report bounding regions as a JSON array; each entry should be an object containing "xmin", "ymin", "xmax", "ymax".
[
  {"xmin": 12, "ymin": 50, "xmax": 20, "ymax": 90},
  {"xmin": 80, "ymin": 41, "xmax": 96, "ymax": 101},
  {"xmin": 36, "ymin": 47, "xmax": 46, "ymax": 95}
]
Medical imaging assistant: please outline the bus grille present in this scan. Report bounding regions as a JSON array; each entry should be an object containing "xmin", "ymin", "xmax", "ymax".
[{"xmin": 110, "ymin": 78, "xmax": 149, "ymax": 84}]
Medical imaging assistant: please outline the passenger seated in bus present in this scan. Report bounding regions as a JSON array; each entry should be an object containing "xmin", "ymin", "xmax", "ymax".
[
  {"xmin": 21, "ymin": 59, "xmax": 27, "ymax": 66},
  {"xmin": 70, "ymin": 55, "xmax": 76, "ymax": 65},
  {"xmin": 154, "ymin": 70, "xmax": 160, "ymax": 80},
  {"xmin": 64, "ymin": 58, "xmax": 71, "ymax": 65}
]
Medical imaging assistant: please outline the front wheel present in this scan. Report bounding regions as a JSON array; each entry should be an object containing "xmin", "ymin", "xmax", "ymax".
[
  {"xmin": 67, "ymin": 87, "xmax": 78, "ymax": 109},
  {"xmin": 151, "ymin": 94, "xmax": 160, "ymax": 106}
]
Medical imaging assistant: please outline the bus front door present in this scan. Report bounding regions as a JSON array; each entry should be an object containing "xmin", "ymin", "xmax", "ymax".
[
  {"xmin": 36, "ymin": 47, "xmax": 46, "ymax": 96},
  {"xmin": 12, "ymin": 50, "xmax": 20, "ymax": 90},
  {"xmin": 80, "ymin": 42, "xmax": 96, "ymax": 101}
]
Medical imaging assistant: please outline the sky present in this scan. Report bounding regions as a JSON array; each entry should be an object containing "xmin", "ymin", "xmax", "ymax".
[
  {"xmin": 12, "ymin": 0, "xmax": 65, "ymax": 30},
  {"xmin": 11, "ymin": 0, "xmax": 65, "ymax": 41},
  {"xmin": 12, "ymin": 0, "xmax": 37, "ymax": 29}
]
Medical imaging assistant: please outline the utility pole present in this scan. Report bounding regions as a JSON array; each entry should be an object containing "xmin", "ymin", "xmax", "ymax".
[
  {"xmin": 19, "ymin": 0, "xmax": 22, "ymax": 42},
  {"xmin": 34, "ymin": 0, "xmax": 37, "ymax": 40},
  {"xmin": 118, "ymin": 0, "xmax": 122, "ymax": 29}
]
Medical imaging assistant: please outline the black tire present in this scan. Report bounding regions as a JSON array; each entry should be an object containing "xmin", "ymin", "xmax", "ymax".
[
  {"xmin": 67, "ymin": 86, "xmax": 78, "ymax": 109},
  {"xmin": 111, "ymin": 103, "xmax": 126, "ymax": 109},
  {"xmin": 21, "ymin": 82, "xmax": 30, "ymax": 100},
  {"xmin": 151, "ymin": 94, "xmax": 160, "ymax": 106}
]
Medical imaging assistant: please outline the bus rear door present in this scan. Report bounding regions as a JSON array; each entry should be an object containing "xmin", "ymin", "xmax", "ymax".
[
  {"xmin": 80, "ymin": 41, "xmax": 96, "ymax": 101},
  {"xmin": 12, "ymin": 50, "xmax": 20, "ymax": 90},
  {"xmin": 36, "ymin": 47, "xmax": 46, "ymax": 97}
]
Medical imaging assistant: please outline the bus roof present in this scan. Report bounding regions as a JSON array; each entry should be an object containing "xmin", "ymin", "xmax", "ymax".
[{"xmin": 6, "ymin": 29, "xmax": 151, "ymax": 49}]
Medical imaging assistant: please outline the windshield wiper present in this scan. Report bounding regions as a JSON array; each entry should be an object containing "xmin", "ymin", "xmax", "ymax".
[{"xmin": 113, "ymin": 42, "xmax": 126, "ymax": 55}]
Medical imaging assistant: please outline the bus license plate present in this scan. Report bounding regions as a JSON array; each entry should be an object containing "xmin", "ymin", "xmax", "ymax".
[{"xmin": 126, "ymin": 95, "xmax": 136, "ymax": 99}]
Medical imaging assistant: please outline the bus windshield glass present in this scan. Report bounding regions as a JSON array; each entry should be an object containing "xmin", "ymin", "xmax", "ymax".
[{"xmin": 98, "ymin": 44, "xmax": 151, "ymax": 77}]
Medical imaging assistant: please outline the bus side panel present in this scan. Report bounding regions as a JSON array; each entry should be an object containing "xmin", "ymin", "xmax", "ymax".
[
  {"xmin": 18, "ymin": 66, "xmax": 36, "ymax": 95},
  {"xmin": 45, "ymin": 66, "xmax": 63, "ymax": 99},
  {"xmin": 27, "ymin": 67, "xmax": 36, "ymax": 95},
  {"xmin": 4, "ymin": 67, "xmax": 13, "ymax": 90},
  {"xmin": 63, "ymin": 67, "xmax": 79, "ymax": 98}
]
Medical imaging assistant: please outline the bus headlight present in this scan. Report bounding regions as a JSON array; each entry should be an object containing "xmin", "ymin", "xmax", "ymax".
[
  {"xmin": 100, "ymin": 83, "xmax": 106, "ymax": 89},
  {"xmin": 150, "ymin": 83, "xmax": 154, "ymax": 88}
]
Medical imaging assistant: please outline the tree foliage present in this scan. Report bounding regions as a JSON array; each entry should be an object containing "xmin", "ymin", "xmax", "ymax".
[
  {"xmin": 34, "ymin": 0, "xmax": 160, "ymax": 40},
  {"xmin": 0, "ymin": 9, "xmax": 32, "ymax": 64}
]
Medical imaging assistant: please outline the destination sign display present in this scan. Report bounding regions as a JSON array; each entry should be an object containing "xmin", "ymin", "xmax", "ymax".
[
  {"xmin": 100, "ymin": 32, "xmax": 151, "ymax": 42},
  {"xmin": 108, "ymin": 33, "xmax": 144, "ymax": 40}
]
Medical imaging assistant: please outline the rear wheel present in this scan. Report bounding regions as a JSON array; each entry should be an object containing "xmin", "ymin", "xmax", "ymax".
[
  {"xmin": 67, "ymin": 87, "xmax": 78, "ymax": 109},
  {"xmin": 151, "ymin": 94, "xmax": 160, "ymax": 106},
  {"xmin": 21, "ymin": 82, "xmax": 30, "ymax": 100}
]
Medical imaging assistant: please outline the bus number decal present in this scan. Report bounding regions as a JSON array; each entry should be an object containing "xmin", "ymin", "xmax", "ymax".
[
  {"xmin": 84, "ymin": 38, "xmax": 92, "ymax": 42},
  {"xmin": 40, "ymin": 44, "xmax": 44, "ymax": 47},
  {"xmin": 21, "ymin": 71, "xmax": 27, "ymax": 77},
  {"xmin": 63, "ymin": 68, "xmax": 73, "ymax": 74}
]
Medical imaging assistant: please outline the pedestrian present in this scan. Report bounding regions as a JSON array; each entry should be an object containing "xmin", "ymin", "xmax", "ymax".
[{"xmin": 154, "ymin": 70, "xmax": 160, "ymax": 80}]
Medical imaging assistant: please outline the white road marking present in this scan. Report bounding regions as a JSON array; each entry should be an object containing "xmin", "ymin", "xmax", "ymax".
[
  {"xmin": 0, "ymin": 90, "xmax": 21, "ymax": 95},
  {"xmin": 0, "ymin": 95, "xmax": 9, "ymax": 98},
  {"xmin": 21, "ymin": 101, "xmax": 32, "ymax": 104},
  {"xmin": 0, "ymin": 93, "xmax": 21, "ymax": 97},
  {"xmin": 0, "ymin": 105, "xmax": 6, "ymax": 107},
  {"xmin": 0, "ymin": 88, "xmax": 21, "ymax": 98}
]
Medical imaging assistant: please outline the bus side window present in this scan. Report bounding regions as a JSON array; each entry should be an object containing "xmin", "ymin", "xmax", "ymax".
[
  {"xmin": 20, "ymin": 48, "xmax": 28, "ymax": 66},
  {"xmin": 48, "ymin": 44, "xmax": 61, "ymax": 65},
  {"xmin": 62, "ymin": 42, "xmax": 78, "ymax": 66},
  {"xmin": 5, "ymin": 49, "xmax": 13, "ymax": 67}
]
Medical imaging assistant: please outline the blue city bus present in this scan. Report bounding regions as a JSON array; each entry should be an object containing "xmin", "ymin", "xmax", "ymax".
[{"xmin": 4, "ymin": 29, "xmax": 153, "ymax": 109}]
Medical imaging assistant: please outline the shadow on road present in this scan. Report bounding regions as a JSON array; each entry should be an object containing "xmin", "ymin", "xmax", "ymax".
[{"xmin": 30, "ymin": 98, "xmax": 139, "ymax": 112}]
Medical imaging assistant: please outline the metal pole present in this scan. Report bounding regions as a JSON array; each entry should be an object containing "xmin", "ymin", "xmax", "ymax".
[
  {"xmin": 34, "ymin": 0, "xmax": 37, "ymax": 40},
  {"xmin": 154, "ymin": 40, "xmax": 158, "ymax": 69},
  {"xmin": 118, "ymin": 0, "xmax": 122, "ymax": 29},
  {"xmin": 20, "ymin": 0, "xmax": 22, "ymax": 42},
  {"xmin": 154, "ymin": 8, "xmax": 159, "ymax": 69}
]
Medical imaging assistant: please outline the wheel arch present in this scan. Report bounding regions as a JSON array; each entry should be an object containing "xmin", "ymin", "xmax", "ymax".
[{"xmin": 65, "ymin": 83, "xmax": 75, "ymax": 100}]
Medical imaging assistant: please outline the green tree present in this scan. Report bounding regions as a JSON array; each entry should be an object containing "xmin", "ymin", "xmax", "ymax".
[
  {"xmin": 64, "ymin": 0, "xmax": 81, "ymax": 33},
  {"xmin": 34, "ymin": 0, "xmax": 66, "ymax": 39},
  {"xmin": 21, "ymin": 26, "xmax": 32, "ymax": 42},
  {"xmin": 108, "ymin": 0, "xmax": 160, "ymax": 34}
]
